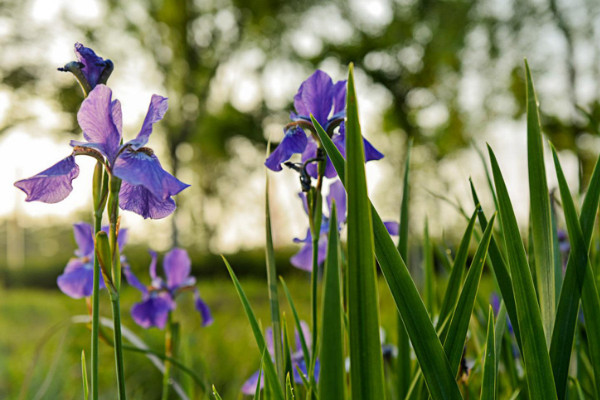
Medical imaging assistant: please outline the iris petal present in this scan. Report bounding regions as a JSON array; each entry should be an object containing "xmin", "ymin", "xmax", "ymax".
[
  {"xmin": 130, "ymin": 294, "xmax": 173, "ymax": 329},
  {"xmin": 163, "ymin": 248, "xmax": 192, "ymax": 289},
  {"xmin": 293, "ymin": 70, "xmax": 334, "ymax": 126},
  {"xmin": 14, "ymin": 156, "xmax": 80, "ymax": 203},
  {"xmin": 72, "ymin": 222, "xmax": 94, "ymax": 257},
  {"xmin": 57, "ymin": 259, "xmax": 105, "ymax": 298},
  {"xmin": 265, "ymin": 127, "xmax": 308, "ymax": 171},
  {"xmin": 126, "ymin": 95, "xmax": 169, "ymax": 150},
  {"xmin": 74, "ymin": 43, "xmax": 107, "ymax": 88},
  {"xmin": 118, "ymin": 181, "xmax": 178, "ymax": 220}
]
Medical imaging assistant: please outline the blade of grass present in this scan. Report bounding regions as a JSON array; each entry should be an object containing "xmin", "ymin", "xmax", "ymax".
[
  {"xmin": 312, "ymin": 116, "xmax": 462, "ymax": 399},
  {"xmin": 443, "ymin": 214, "xmax": 495, "ymax": 373},
  {"xmin": 551, "ymin": 147, "xmax": 600, "ymax": 399},
  {"xmin": 423, "ymin": 219, "xmax": 435, "ymax": 316},
  {"xmin": 550, "ymin": 194, "xmax": 563, "ymax": 300},
  {"xmin": 223, "ymin": 256, "xmax": 285, "ymax": 400},
  {"xmin": 212, "ymin": 385, "xmax": 223, "ymax": 400},
  {"xmin": 397, "ymin": 139, "xmax": 412, "ymax": 399},
  {"xmin": 266, "ymin": 173, "xmax": 284, "ymax": 387},
  {"xmin": 481, "ymin": 306, "xmax": 496, "ymax": 400},
  {"xmin": 549, "ymin": 152, "xmax": 600, "ymax": 399},
  {"xmin": 255, "ymin": 351, "xmax": 265, "ymax": 400},
  {"xmin": 343, "ymin": 63, "xmax": 386, "ymax": 399},
  {"xmin": 318, "ymin": 202, "xmax": 345, "ymax": 400},
  {"xmin": 280, "ymin": 278, "xmax": 311, "ymax": 376},
  {"xmin": 525, "ymin": 60, "xmax": 555, "ymax": 345},
  {"xmin": 488, "ymin": 145, "xmax": 557, "ymax": 399},
  {"xmin": 286, "ymin": 374, "xmax": 294, "ymax": 400},
  {"xmin": 469, "ymin": 178, "xmax": 522, "ymax": 354},
  {"xmin": 82, "ymin": 350, "xmax": 89, "ymax": 400}
]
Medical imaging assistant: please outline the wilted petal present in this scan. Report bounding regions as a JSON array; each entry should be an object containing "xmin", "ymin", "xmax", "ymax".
[
  {"xmin": 294, "ymin": 70, "xmax": 334, "ymax": 125},
  {"xmin": 72, "ymin": 222, "xmax": 94, "ymax": 257},
  {"xmin": 384, "ymin": 221, "xmax": 399, "ymax": 236},
  {"xmin": 118, "ymin": 181, "xmax": 178, "ymax": 219},
  {"xmin": 131, "ymin": 294, "xmax": 173, "ymax": 329},
  {"xmin": 194, "ymin": 290, "xmax": 213, "ymax": 326},
  {"xmin": 163, "ymin": 248, "xmax": 192, "ymax": 289},
  {"xmin": 57, "ymin": 259, "xmax": 104, "ymax": 298},
  {"xmin": 14, "ymin": 156, "xmax": 80, "ymax": 203},
  {"xmin": 326, "ymin": 180, "xmax": 347, "ymax": 225},
  {"xmin": 77, "ymin": 85, "xmax": 122, "ymax": 162},
  {"xmin": 113, "ymin": 150, "xmax": 189, "ymax": 201},
  {"xmin": 126, "ymin": 95, "xmax": 169, "ymax": 150},
  {"xmin": 265, "ymin": 127, "xmax": 308, "ymax": 172},
  {"xmin": 74, "ymin": 43, "xmax": 107, "ymax": 88}
]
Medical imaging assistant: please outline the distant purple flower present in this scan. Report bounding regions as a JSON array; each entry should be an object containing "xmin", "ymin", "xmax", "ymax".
[
  {"xmin": 490, "ymin": 293, "xmax": 513, "ymax": 334},
  {"xmin": 14, "ymin": 84, "xmax": 189, "ymax": 219},
  {"xmin": 265, "ymin": 70, "xmax": 383, "ymax": 178},
  {"xmin": 124, "ymin": 248, "xmax": 212, "ymax": 329},
  {"xmin": 242, "ymin": 321, "xmax": 318, "ymax": 395},
  {"xmin": 57, "ymin": 222, "xmax": 128, "ymax": 298}
]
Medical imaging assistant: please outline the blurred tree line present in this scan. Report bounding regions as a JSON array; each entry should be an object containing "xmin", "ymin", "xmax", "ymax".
[{"xmin": 2, "ymin": 0, "xmax": 600, "ymax": 255}]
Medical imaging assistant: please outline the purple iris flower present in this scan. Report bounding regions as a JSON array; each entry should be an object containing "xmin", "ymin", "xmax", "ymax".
[
  {"xmin": 73, "ymin": 43, "xmax": 112, "ymax": 89},
  {"xmin": 490, "ymin": 293, "xmax": 513, "ymax": 334},
  {"xmin": 265, "ymin": 69, "xmax": 384, "ymax": 178},
  {"xmin": 57, "ymin": 222, "xmax": 128, "ymax": 298},
  {"xmin": 14, "ymin": 84, "xmax": 189, "ymax": 219},
  {"xmin": 124, "ymin": 248, "xmax": 212, "ymax": 329},
  {"xmin": 242, "ymin": 321, "xmax": 318, "ymax": 395}
]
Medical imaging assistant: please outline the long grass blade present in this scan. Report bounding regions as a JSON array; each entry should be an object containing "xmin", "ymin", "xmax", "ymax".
[
  {"xmin": 525, "ymin": 60, "xmax": 555, "ymax": 345},
  {"xmin": 488, "ymin": 145, "xmax": 557, "ymax": 399},
  {"xmin": 311, "ymin": 86, "xmax": 462, "ymax": 400},
  {"xmin": 223, "ymin": 256, "xmax": 285, "ymax": 400},
  {"xmin": 481, "ymin": 307, "xmax": 496, "ymax": 400},
  {"xmin": 423, "ymin": 219, "xmax": 435, "ymax": 315},
  {"xmin": 82, "ymin": 350, "xmax": 89, "ymax": 400},
  {"xmin": 318, "ymin": 202, "xmax": 346, "ymax": 399},
  {"xmin": 344, "ymin": 63, "xmax": 386, "ymax": 399},
  {"xmin": 551, "ymin": 147, "xmax": 600, "ymax": 399}
]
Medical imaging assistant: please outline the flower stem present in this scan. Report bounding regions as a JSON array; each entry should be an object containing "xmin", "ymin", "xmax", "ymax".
[
  {"xmin": 161, "ymin": 313, "xmax": 174, "ymax": 400},
  {"xmin": 91, "ymin": 211, "xmax": 102, "ymax": 400},
  {"xmin": 110, "ymin": 295, "xmax": 127, "ymax": 399}
]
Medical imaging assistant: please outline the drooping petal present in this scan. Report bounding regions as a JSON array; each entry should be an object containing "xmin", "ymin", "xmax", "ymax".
[
  {"xmin": 72, "ymin": 222, "xmax": 94, "ymax": 257},
  {"xmin": 336, "ymin": 124, "xmax": 384, "ymax": 162},
  {"xmin": 74, "ymin": 43, "xmax": 107, "ymax": 88},
  {"xmin": 265, "ymin": 127, "xmax": 308, "ymax": 172},
  {"xmin": 57, "ymin": 259, "xmax": 104, "ymax": 298},
  {"xmin": 383, "ymin": 221, "xmax": 399, "ymax": 236},
  {"xmin": 118, "ymin": 181, "xmax": 178, "ymax": 220},
  {"xmin": 163, "ymin": 248, "xmax": 192, "ymax": 290},
  {"xmin": 130, "ymin": 293, "xmax": 174, "ymax": 329},
  {"xmin": 293, "ymin": 70, "xmax": 334, "ymax": 125},
  {"xmin": 123, "ymin": 265, "xmax": 148, "ymax": 295},
  {"xmin": 14, "ymin": 156, "xmax": 80, "ymax": 203},
  {"xmin": 290, "ymin": 234, "xmax": 327, "ymax": 272},
  {"xmin": 126, "ymin": 95, "xmax": 169, "ymax": 150},
  {"xmin": 194, "ymin": 290, "xmax": 213, "ymax": 326},
  {"xmin": 113, "ymin": 150, "xmax": 189, "ymax": 201},
  {"xmin": 326, "ymin": 180, "xmax": 347, "ymax": 226},
  {"xmin": 77, "ymin": 84, "xmax": 122, "ymax": 162},
  {"xmin": 241, "ymin": 369, "xmax": 264, "ymax": 395}
]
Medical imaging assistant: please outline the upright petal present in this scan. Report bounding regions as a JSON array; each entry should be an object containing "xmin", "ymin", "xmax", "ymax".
[
  {"xmin": 57, "ymin": 259, "xmax": 98, "ymax": 298},
  {"xmin": 113, "ymin": 150, "xmax": 189, "ymax": 201},
  {"xmin": 331, "ymin": 80, "xmax": 347, "ymax": 116},
  {"xmin": 265, "ymin": 127, "xmax": 308, "ymax": 172},
  {"xmin": 326, "ymin": 180, "xmax": 347, "ymax": 226},
  {"xmin": 74, "ymin": 43, "xmax": 107, "ymax": 88},
  {"xmin": 194, "ymin": 290, "xmax": 213, "ymax": 326},
  {"xmin": 118, "ymin": 181, "xmax": 178, "ymax": 219},
  {"xmin": 14, "ymin": 156, "xmax": 80, "ymax": 203},
  {"xmin": 126, "ymin": 95, "xmax": 169, "ymax": 150},
  {"xmin": 72, "ymin": 222, "xmax": 94, "ymax": 257},
  {"xmin": 293, "ymin": 70, "xmax": 334, "ymax": 125},
  {"xmin": 77, "ymin": 85, "xmax": 122, "ymax": 162},
  {"xmin": 163, "ymin": 248, "xmax": 192, "ymax": 290},
  {"xmin": 130, "ymin": 294, "xmax": 173, "ymax": 329},
  {"xmin": 148, "ymin": 250, "xmax": 158, "ymax": 281}
]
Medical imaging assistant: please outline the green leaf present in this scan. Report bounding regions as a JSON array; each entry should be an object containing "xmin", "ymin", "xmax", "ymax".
[
  {"xmin": 318, "ymin": 202, "xmax": 346, "ymax": 400},
  {"xmin": 255, "ymin": 351, "xmax": 265, "ymax": 400},
  {"xmin": 279, "ymin": 278, "xmax": 311, "ymax": 373},
  {"xmin": 343, "ymin": 63, "xmax": 386, "ymax": 399},
  {"xmin": 525, "ymin": 60, "xmax": 555, "ymax": 345},
  {"xmin": 488, "ymin": 145, "xmax": 557, "ymax": 399},
  {"xmin": 549, "ymin": 152, "xmax": 600, "ymax": 399},
  {"xmin": 312, "ymin": 71, "xmax": 462, "ymax": 400},
  {"xmin": 481, "ymin": 307, "xmax": 497, "ymax": 400},
  {"xmin": 265, "ymin": 173, "xmax": 284, "ymax": 387},
  {"xmin": 551, "ymin": 148, "xmax": 600, "ymax": 399},
  {"xmin": 437, "ymin": 208, "xmax": 478, "ymax": 332},
  {"xmin": 423, "ymin": 219, "xmax": 435, "ymax": 315},
  {"xmin": 222, "ymin": 256, "xmax": 285, "ymax": 400},
  {"xmin": 469, "ymin": 179, "xmax": 522, "ymax": 354},
  {"xmin": 443, "ymin": 213, "xmax": 495, "ymax": 373},
  {"xmin": 81, "ymin": 350, "xmax": 89, "ymax": 400},
  {"xmin": 286, "ymin": 373, "xmax": 294, "ymax": 400}
]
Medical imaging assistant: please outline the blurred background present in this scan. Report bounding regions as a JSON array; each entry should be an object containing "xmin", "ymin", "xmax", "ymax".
[{"xmin": 1, "ymin": 0, "xmax": 599, "ymax": 398}]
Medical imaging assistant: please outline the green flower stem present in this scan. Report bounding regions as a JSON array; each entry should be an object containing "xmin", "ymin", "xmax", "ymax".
[
  {"xmin": 161, "ymin": 314, "xmax": 174, "ymax": 400},
  {"xmin": 110, "ymin": 295, "xmax": 127, "ymax": 399}
]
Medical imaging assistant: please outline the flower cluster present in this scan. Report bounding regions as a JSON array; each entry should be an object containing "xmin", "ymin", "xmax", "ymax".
[
  {"xmin": 14, "ymin": 44, "xmax": 189, "ymax": 219},
  {"xmin": 124, "ymin": 248, "xmax": 212, "ymax": 329}
]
